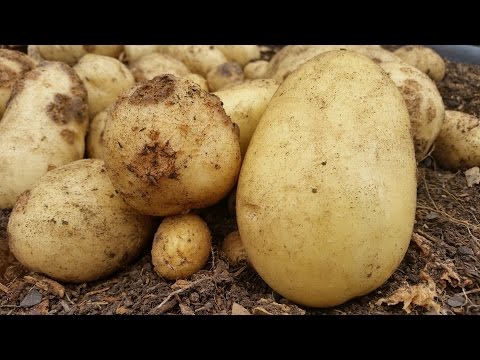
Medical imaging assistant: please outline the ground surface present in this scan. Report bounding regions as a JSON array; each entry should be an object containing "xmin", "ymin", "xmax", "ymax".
[{"xmin": 1, "ymin": 48, "xmax": 479, "ymax": 315}]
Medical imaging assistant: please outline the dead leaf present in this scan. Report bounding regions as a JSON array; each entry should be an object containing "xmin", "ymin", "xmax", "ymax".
[
  {"xmin": 411, "ymin": 233, "xmax": 431, "ymax": 257},
  {"xmin": 24, "ymin": 275, "xmax": 65, "ymax": 298},
  {"xmin": 179, "ymin": 303, "xmax": 195, "ymax": 315},
  {"xmin": 0, "ymin": 282, "xmax": 9, "ymax": 294},
  {"xmin": 438, "ymin": 261, "xmax": 461, "ymax": 286},
  {"xmin": 231, "ymin": 302, "xmax": 251, "ymax": 315},
  {"xmin": 465, "ymin": 167, "xmax": 480, "ymax": 187},
  {"xmin": 377, "ymin": 271, "xmax": 442, "ymax": 314},
  {"xmin": 115, "ymin": 306, "xmax": 130, "ymax": 315}
]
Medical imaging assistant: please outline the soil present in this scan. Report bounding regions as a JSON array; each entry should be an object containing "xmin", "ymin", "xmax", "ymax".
[{"xmin": 1, "ymin": 48, "xmax": 480, "ymax": 315}]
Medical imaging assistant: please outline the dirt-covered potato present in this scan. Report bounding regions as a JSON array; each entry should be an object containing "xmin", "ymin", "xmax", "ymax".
[
  {"xmin": 206, "ymin": 62, "xmax": 244, "ymax": 91},
  {"xmin": 216, "ymin": 45, "xmax": 261, "ymax": 67},
  {"xmin": 237, "ymin": 50, "xmax": 417, "ymax": 308},
  {"xmin": 151, "ymin": 214, "xmax": 211, "ymax": 280},
  {"xmin": 222, "ymin": 230, "xmax": 248, "ymax": 266},
  {"xmin": 394, "ymin": 45, "xmax": 446, "ymax": 82},
  {"xmin": 129, "ymin": 52, "xmax": 191, "ymax": 82},
  {"xmin": 244, "ymin": 60, "xmax": 269, "ymax": 79},
  {"xmin": 165, "ymin": 45, "xmax": 227, "ymax": 77},
  {"xmin": 214, "ymin": 79, "xmax": 279, "ymax": 156},
  {"xmin": 74, "ymin": 54, "xmax": 135, "ymax": 117},
  {"xmin": 7, "ymin": 159, "xmax": 153, "ymax": 283},
  {"xmin": 0, "ymin": 61, "xmax": 88, "ymax": 209},
  {"xmin": 432, "ymin": 110, "xmax": 480, "ymax": 170},
  {"xmin": 380, "ymin": 61, "xmax": 445, "ymax": 161},
  {"xmin": 29, "ymin": 45, "xmax": 123, "ymax": 65},
  {"xmin": 103, "ymin": 75, "xmax": 241, "ymax": 216},
  {"xmin": 0, "ymin": 49, "xmax": 36, "ymax": 117},
  {"xmin": 87, "ymin": 107, "xmax": 111, "ymax": 159}
]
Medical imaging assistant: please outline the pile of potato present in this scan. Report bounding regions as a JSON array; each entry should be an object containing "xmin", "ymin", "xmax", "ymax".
[{"xmin": 1, "ymin": 44, "xmax": 474, "ymax": 309}]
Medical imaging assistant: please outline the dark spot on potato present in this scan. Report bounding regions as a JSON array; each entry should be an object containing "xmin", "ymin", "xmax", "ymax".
[
  {"xmin": 47, "ymin": 93, "xmax": 88, "ymax": 125},
  {"xmin": 128, "ymin": 75, "xmax": 176, "ymax": 105},
  {"xmin": 14, "ymin": 190, "xmax": 31, "ymax": 212},
  {"xmin": 61, "ymin": 220, "xmax": 69, "ymax": 225},
  {"xmin": 426, "ymin": 99, "xmax": 437, "ymax": 123},
  {"xmin": 60, "ymin": 129, "xmax": 75, "ymax": 144},
  {"xmin": 117, "ymin": 141, "xmax": 123, "ymax": 149},
  {"xmin": 311, "ymin": 188, "xmax": 317, "ymax": 193},
  {"xmin": 214, "ymin": 164, "xmax": 220, "ymax": 170},
  {"xmin": 106, "ymin": 251, "xmax": 116, "ymax": 259},
  {"xmin": 148, "ymin": 129, "xmax": 159, "ymax": 141},
  {"xmin": 321, "ymin": 161, "xmax": 327, "ymax": 166},
  {"xmin": 366, "ymin": 272, "xmax": 372, "ymax": 278},
  {"xmin": 47, "ymin": 164, "xmax": 56, "ymax": 171},
  {"xmin": 83, "ymin": 45, "xmax": 96, "ymax": 52}
]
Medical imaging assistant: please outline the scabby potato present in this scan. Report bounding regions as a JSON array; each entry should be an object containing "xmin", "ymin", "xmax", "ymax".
[
  {"xmin": 236, "ymin": 50, "xmax": 417, "ymax": 308},
  {"xmin": 103, "ymin": 75, "xmax": 241, "ymax": 216}
]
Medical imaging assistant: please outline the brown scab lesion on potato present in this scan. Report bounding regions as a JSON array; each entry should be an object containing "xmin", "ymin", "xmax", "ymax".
[
  {"xmin": 60, "ymin": 129, "xmax": 76, "ymax": 144},
  {"xmin": 128, "ymin": 74, "xmax": 176, "ymax": 105},
  {"xmin": 14, "ymin": 190, "xmax": 31, "ymax": 212},
  {"xmin": 47, "ymin": 93, "xmax": 88, "ymax": 125}
]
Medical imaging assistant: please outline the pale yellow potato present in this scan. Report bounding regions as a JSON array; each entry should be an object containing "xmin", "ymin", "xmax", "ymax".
[
  {"xmin": 124, "ymin": 45, "xmax": 169, "ymax": 64},
  {"xmin": 0, "ymin": 61, "xmax": 88, "ymax": 209},
  {"xmin": 222, "ymin": 230, "xmax": 248, "ymax": 266},
  {"xmin": 432, "ymin": 110, "xmax": 480, "ymax": 170},
  {"xmin": 214, "ymin": 79, "xmax": 279, "ymax": 156},
  {"xmin": 151, "ymin": 214, "xmax": 211, "ymax": 280},
  {"xmin": 244, "ymin": 60, "xmax": 269, "ymax": 79},
  {"xmin": 8, "ymin": 159, "xmax": 154, "ymax": 283},
  {"xmin": 165, "ymin": 45, "xmax": 227, "ymax": 77},
  {"xmin": 352, "ymin": 46, "xmax": 401, "ymax": 63},
  {"xmin": 394, "ymin": 45, "xmax": 446, "ymax": 82},
  {"xmin": 0, "ymin": 49, "xmax": 36, "ymax": 117},
  {"xmin": 206, "ymin": 62, "xmax": 244, "ymax": 91},
  {"xmin": 74, "ymin": 54, "xmax": 135, "ymax": 117},
  {"xmin": 86, "ymin": 107, "xmax": 111, "ymax": 159},
  {"xmin": 103, "ymin": 74, "xmax": 241, "ymax": 216},
  {"xmin": 30, "ymin": 45, "xmax": 123, "ymax": 65},
  {"xmin": 184, "ymin": 73, "xmax": 209, "ymax": 92},
  {"xmin": 216, "ymin": 45, "xmax": 261, "ymax": 67},
  {"xmin": 380, "ymin": 61, "xmax": 445, "ymax": 161},
  {"xmin": 129, "ymin": 52, "xmax": 191, "ymax": 82},
  {"xmin": 237, "ymin": 50, "xmax": 417, "ymax": 308}
]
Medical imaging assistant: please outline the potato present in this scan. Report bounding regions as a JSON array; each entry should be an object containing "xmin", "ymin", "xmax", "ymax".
[
  {"xmin": 206, "ymin": 62, "xmax": 244, "ymax": 91},
  {"xmin": 216, "ymin": 45, "xmax": 261, "ymax": 67},
  {"xmin": 379, "ymin": 62, "xmax": 445, "ymax": 161},
  {"xmin": 7, "ymin": 159, "xmax": 153, "ymax": 283},
  {"xmin": 74, "ymin": 54, "xmax": 135, "ymax": 117},
  {"xmin": 0, "ymin": 49, "xmax": 36, "ymax": 117},
  {"xmin": 30, "ymin": 45, "xmax": 123, "ymax": 65},
  {"xmin": 214, "ymin": 79, "xmax": 279, "ymax": 156},
  {"xmin": 394, "ymin": 45, "xmax": 446, "ymax": 82},
  {"xmin": 130, "ymin": 52, "xmax": 191, "ymax": 82},
  {"xmin": 352, "ymin": 46, "xmax": 401, "ymax": 63},
  {"xmin": 222, "ymin": 230, "xmax": 248, "ymax": 266},
  {"xmin": 151, "ymin": 214, "xmax": 211, "ymax": 280},
  {"xmin": 244, "ymin": 60, "xmax": 269, "ymax": 79},
  {"xmin": 124, "ymin": 45, "xmax": 168, "ymax": 64},
  {"xmin": 165, "ymin": 45, "xmax": 227, "ymax": 77},
  {"xmin": 236, "ymin": 50, "xmax": 417, "ymax": 308},
  {"xmin": 184, "ymin": 73, "xmax": 209, "ymax": 92},
  {"xmin": 86, "ymin": 107, "xmax": 110, "ymax": 159},
  {"xmin": 103, "ymin": 74, "xmax": 241, "ymax": 216},
  {"xmin": 432, "ymin": 111, "xmax": 480, "ymax": 170},
  {"xmin": 0, "ymin": 61, "xmax": 88, "ymax": 209}
]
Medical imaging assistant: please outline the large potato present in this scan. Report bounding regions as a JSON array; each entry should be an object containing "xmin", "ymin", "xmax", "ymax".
[
  {"xmin": 103, "ymin": 74, "xmax": 241, "ymax": 216},
  {"xmin": 432, "ymin": 110, "xmax": 480, "ymax": 170},
  {"xmin": 165, "ymin": 45, "xmax": 227, "ymax": 77},
  {"xmin": 74, "ymin": 54, "xmax": 135, "ymax": 117},
  {"xmin": 29, "ymin": 45, "xmax": 123, "ymax": 65},
  {"xmin": 236, "ymin": 50, "xmax": 417, "ymax": 308},
  {"xmin": 0, "ymin": 49, "xmax": 36, "ymax": 117},
  {"xmin": 216, "ymin": 45, "xmax": 261, "ymax": 67},
  {"xmin": 8, "ymin": 159, "xmax": 154, "ymax": 283},
  {"xmin": 394, "ymin": 45, "xmax": 446, "ymax": 81},
  {"xmin": 380, "ymin": 62, "xmax": 445, "ymax": 161},
  {"xmin": 214, "ymin": 79, "xmax": 279, "ymax": 156},
  {"xmin": 0, "ymin": 61, "xmax": 88, "ymax": 209}
]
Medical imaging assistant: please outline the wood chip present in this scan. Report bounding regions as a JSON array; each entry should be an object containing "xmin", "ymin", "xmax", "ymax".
[
  {"xmin": 179, "ymin": 303, "xmax": 195, "ymax": 315},
  {"xmin": 231, "ymin": 302, "xmax": 251, "ymax": 315},
  {"xmin": 0, "ymin": 282, "xmax": 9, "ymax": 294},
  {"xmin": 156, "ymin": 298, "xmax": 178, "ymax": 314},
  {"xmin": 29, "ymin": 299, "xmax": 49, "ymax": 315},
  {"xmin": 85, "ymin": 287, "xmax": 109, "ymax": 297},
  {"xmin": 23, "ymin": 275, "xmax": 65, "ymax": 298},
  {"xmin": 253, "ymin": 307, "xmax": 272, "ymax": 315},
  {"xmin": 411, "ymin": 233, "xmax": 432, "ymax": 257},
  {"xmin": 115, "ymin": 306, "xmax": 130, "ymax": 315}
]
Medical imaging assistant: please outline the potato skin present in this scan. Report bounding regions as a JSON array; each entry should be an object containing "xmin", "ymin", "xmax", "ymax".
[
  {"xmin": 0, "ymin": 49, "xmax": 36, "ymax": 117},
  {"xmin": 32, "ymin": 45, "xmax": 123, "ymax": 65},
  {"xmin": 216, "ymin": 45, "xmax": 261, "ymax": 67},
  {"xmin": 86, "ymin": 108, "xmax": 110, "ymax": 159},
  {"xmin": 130, "ymin": 52, "xmax": 191, "ymax": 82},
  {"xmin": 394, "ymin": 45, "xmax": 446, "ymax": 82},
  {"xmin": 7, "ymin": 159, "xmax": 154, "ymax": 283},
  {"xmin": 237, "ymin": 50, "xmax": 417, "ymax": 308},
  {"xmin": 151, "ymin": 214, "xmax": 211, "ymax": 280},
  {"xmin": 207, "ymin": 62, "xmax": 244, "ymax": 91},
  {"xmin": 380, "ymin": 62, "xmax": 445, "ymax": 161},
  {"xmin": 74, "ymin": 54, "xmax": 135, "ymax": 117},
  {"xmin": 103, "ymin": 75, "xmax": 241, "ymax": 216},
  {"xmin": 222, "ymin": 230, "xmax": 248, "ymax": 266},
  {"xmin": 0, "ymin": 61, "xmax": 88, "ymax": 209},
  {"xmin": 244, "ymin": 60, "xmax": 269, "ymax": 79},
  {"xmin": 432, "ymin": 110, "xmax": 480, "ymax": 170},
  {"xmin": 165, "ymin": 45, "xmax": 227, "ymax": 77}
]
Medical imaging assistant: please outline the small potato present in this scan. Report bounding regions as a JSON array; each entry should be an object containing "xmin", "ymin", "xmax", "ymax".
[
  {"xmin": 0, "ymin": 49, "xmax": 36, "ymax": 117},
  {"xmin": 30, "ymin": 45, "xmax": 123, "ymax": 65},
  {"xmin": 216, "ymin": 45, "xmax": 261, "ymax": 67},
  {"xmin": 432, "ymin": 111, "xmax": 480, "ymax": 170},
  {"xmin": 165, "ymin": 45, "xmax": 227, "ymax": 77},
  {"xmin": 380, "ymin": 62, "xmax": 445, "ymax": 161},
  {"xmin": 0, "ymin": 61, "xmax": 88, "ymax": 209},
  {"xmin": 87, "ymin": 107, "xmax": 111, "ymax": 159},
  {"xmin": 244, "ymin": 60, "xmax": 269, "ymax": 79},
  {"xmin": 151, "ymin": 214, "xmax": 211, "ymax": 280},
  {"xmin": 124, "ymin": 45, "xmax": 169, "ymax": 64},
  {"xmin": 394, "ymin": 45, "xmax": 445, "ymax": 82},
  {"xmin": 184, "ymin": 73, "xmax": 209, "ymax": 92},
  {"xmin": 130, "ymin": 52, "xmax": 191, "ymax": 82},
  {"xmin": 207, "ymin": 62, "xmax": 244, "ymax": 91},
  {"xmin": 222, "ymin": 231, "xmax": 248, "ymax": 266},
  {"xmin": 351, "ymin": 46, "xmax": 401, "ymax": 64},
  {"xmin": 214, "ymin": 79, "xmax": 279, "ymax": 156},
  {"xmin": 103, "ymin": 75, "xmax": 241, "ymax": 216},
  {"xmin": 74, "ymin": 54, "xmax": 135, "ymax": 117}
]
